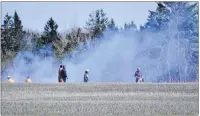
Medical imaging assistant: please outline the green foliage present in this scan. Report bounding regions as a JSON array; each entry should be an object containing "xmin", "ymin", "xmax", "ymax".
[
  {"xmin": 124, "ymin": 21, "xmax": 138, "ymax": 32},
  {"xmin": 1, "ymin": 4, "xmax": 198, "ymax": 82},
  {"xmin": 1, "ymin": 11, "xmax": 25, "ymax": 61},
  {"xmin": 1, "ymin": 13, "xmax": 14, "ymax": 54},
  {"xmin": 86, "ymin": 9, "xmax": 108, "ymax": 38},
  {"xmin": 107, "ymin": 18, "xmax": 118, "ymax": 32},
  {"xmin": 37, "ymin": 17, "xmax": 59, "ymax": 47},
  {"xmin": 141, "ymin": 2, "xmax": 199, "ymax": 81},
  {"xmin": 13, "ymin": 11, "xmax": 26, "ymax": 51},
  {"xmin": 1, "ymin": 11, "xmax": 26, "ymax": 73}
]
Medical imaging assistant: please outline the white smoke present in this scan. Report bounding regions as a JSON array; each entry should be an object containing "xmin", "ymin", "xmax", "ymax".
[
  {"xmin": 2, "ymin": 3, "xmax": 198, "ymax": 83},
  {"xmin": 1, "ymin": 26, "xmax": 195, "ymax": 83}
]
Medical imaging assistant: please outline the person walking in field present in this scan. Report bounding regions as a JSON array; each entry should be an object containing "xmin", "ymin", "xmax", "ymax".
[
  {"xmin": 84, "ymin": 69, "xmax": 89, "ymax": 83},
  {"xmin": 134, "ymin": 68, "xmax": 144, "ymax": 83},
  {"xmin": 62, "ymin": 65, "xmax": 68, "ymax": 83},
  {"xmin": 7, "ymin": 76, "xmax": 14, "ymax": 83},
  {"xmin": 58, "ymin": 65, "xmax": 63, "ymax": 83},
  {"xmin": 25, "ymin": 76, "xmax": 32, "ymax": 83}
]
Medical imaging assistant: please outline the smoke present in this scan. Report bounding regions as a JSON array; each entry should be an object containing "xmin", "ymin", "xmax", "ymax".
[
  {"xmin": 1, "ymin": 3, "xmax": 198, "ymax": 83},
  {"xmin": 1, "ymin": 26, "xmax": 196, "ymax": 83}
]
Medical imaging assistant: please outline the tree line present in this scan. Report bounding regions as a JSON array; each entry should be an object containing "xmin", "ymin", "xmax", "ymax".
[{"xmin": 1, "ymin": 2, "xmax": 199, "ymax": 82}]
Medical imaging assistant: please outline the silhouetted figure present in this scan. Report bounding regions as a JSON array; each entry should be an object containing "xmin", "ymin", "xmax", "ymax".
[
  {"xmin": 84, "ymin": 69, "xmax": 89, "ymax": 83},
  {"xmin": 62, "ymin": 65, "xmax": 68, "ymax": 82},
  {"xmin": 25, "ymin": 76, "xmax": 32, "ymax": 83},
  {"xmin": 134, "ymin": 68, "xmax": 144, "ymax": 83},
  {"xmin": 58, "ymin": 65, "xmax": 63, "ymax": 83},
  {"xmin": 7, "ymin": 76, "xmax": 14, "ymax": 83}
]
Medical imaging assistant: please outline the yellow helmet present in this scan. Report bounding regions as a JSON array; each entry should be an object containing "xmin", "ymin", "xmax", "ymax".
[{"xmin": 85, "ymin": 69, "xmax": 89, "ymax": 72}]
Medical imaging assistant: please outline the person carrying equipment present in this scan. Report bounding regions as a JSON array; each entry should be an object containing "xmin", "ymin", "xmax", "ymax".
[
  {"xmin": 134, "ymin": 68, "xmax": 144, "ymax": 83},
  {"xmin": 7, "ymin": 76, "xmax": 14, "ymax": 83},
  {"xmin": 25, "ymin": 76, "xmax": 32, "ymax": 83},
  {"xmin": 84, "ymin": 69, "xmax": 89, "ymax": 83}
]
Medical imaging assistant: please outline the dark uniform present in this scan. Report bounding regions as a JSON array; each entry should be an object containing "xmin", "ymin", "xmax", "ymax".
[
  {"xmin": 58, "ymin": 65, "xmax": 63, "ymax": 83},
  {"xmin": 84, "ymin": 73, "xmax": 88, "ymax": 82},
  {"xmin": 84, "ymin": 69, "xmax": 89, "ymax": 82},
  {"xmin": 134, "ymin": 70, "xmax": 144, "ymax": 83},
  {"xmin": 62, "ymin": 66, "xmax": 68, "ymax": 82},
  {"xmin": 84, "ymin": 73, "xmax": 89, "ymax": 82}
]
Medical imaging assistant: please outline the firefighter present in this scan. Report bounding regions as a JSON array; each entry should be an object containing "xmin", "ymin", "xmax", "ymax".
[
  {"xmin": 58, "ymin": 65, "xmax": 63, "ymax": 83},
  {"xmin": 62, "ymin": 65, "xmax": 68, "ymax": 83},
  {"xmin": 25, "ymin": 76, "xmax": 32, "ymax": 83},
  {"xmin": 134, "ymin": 68, "xmax": 144, "ymax": 83},
  {"xmin": 84, "ymin": 69, "xmax": 89, "ymax": 83},
  {"xmin": 7, "ymin": 76, "xmax": 14, "ymax": 83}
]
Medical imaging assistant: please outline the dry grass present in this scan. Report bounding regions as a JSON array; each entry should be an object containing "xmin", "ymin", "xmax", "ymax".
[{"xmin": 1, "ymin": 82, "xmax": 199, "ymax": 116}]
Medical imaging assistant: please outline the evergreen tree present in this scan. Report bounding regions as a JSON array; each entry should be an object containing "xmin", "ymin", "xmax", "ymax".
[
  {"xmin": 1, "ymin": 11, "xmax": 25, "ymax": 55},
  {"xmin": 143, "ymin": 10, "xmax": 159, "ymax": 32},
  {"xmin": 124, "ymin": 21, "xmax": 138, "ymax": 32},
  {"xmin": 37, "ymin": 17, "xmax": 59, "ymax": 48},
  {"xmin": 142, "ymin": 2, "xmax": 170, "ymax": 32},
  {"xmin": 140, "ymin": 2, "xmax": 198, "ymax": 82},
  {"xmin": 1, "ymin": 12, "xmax": 25, "ymax": 73},
  {"xmin": 13, "ymin": 11, "xmax": 25, "ymax": 51},
  {"xmin": 163, "ymin": 2, "xmax": 198, "ymax": 81},
  {"xmin": 86, "ymin": 9, "xmax": 108, "ymax": 38},
  {"xmin": 107, "ymin": 18, "xmax": 118, "ymax": 32},
  {"xmin": 13, "ymin": 11, "xmax": 23, "ymax": 31},
  {"xmin": 156, "ymin": 2, "xmax": 171, "ymax": 31},
  {"xmin": 1, "ymin": 13, "xmax": 14, "ymax": 54}
]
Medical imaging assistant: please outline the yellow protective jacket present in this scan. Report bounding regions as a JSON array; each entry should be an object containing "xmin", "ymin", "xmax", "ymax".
[
  {"xmin": 25, "ymin": 79, "xmax": 32, "ymax": 83},
  {"xmin": 8, "ymin": 79, "xmax": 14, "ymax": 83}
]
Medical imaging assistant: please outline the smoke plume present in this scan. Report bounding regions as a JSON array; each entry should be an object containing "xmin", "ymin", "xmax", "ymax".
[{"xmin": 2, "ymin": 26, "xmax": 197, "ymax": 83}]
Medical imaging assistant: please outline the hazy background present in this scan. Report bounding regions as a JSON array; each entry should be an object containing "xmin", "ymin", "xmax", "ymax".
[{"xmin": 1, "ymin": 2, "xmax": 198, "ymax": 83}]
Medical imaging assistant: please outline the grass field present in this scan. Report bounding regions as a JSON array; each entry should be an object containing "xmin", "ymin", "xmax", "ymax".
[{"xmin": 1, "ymin": 83, "xmax": 199, "ymax": 116}]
